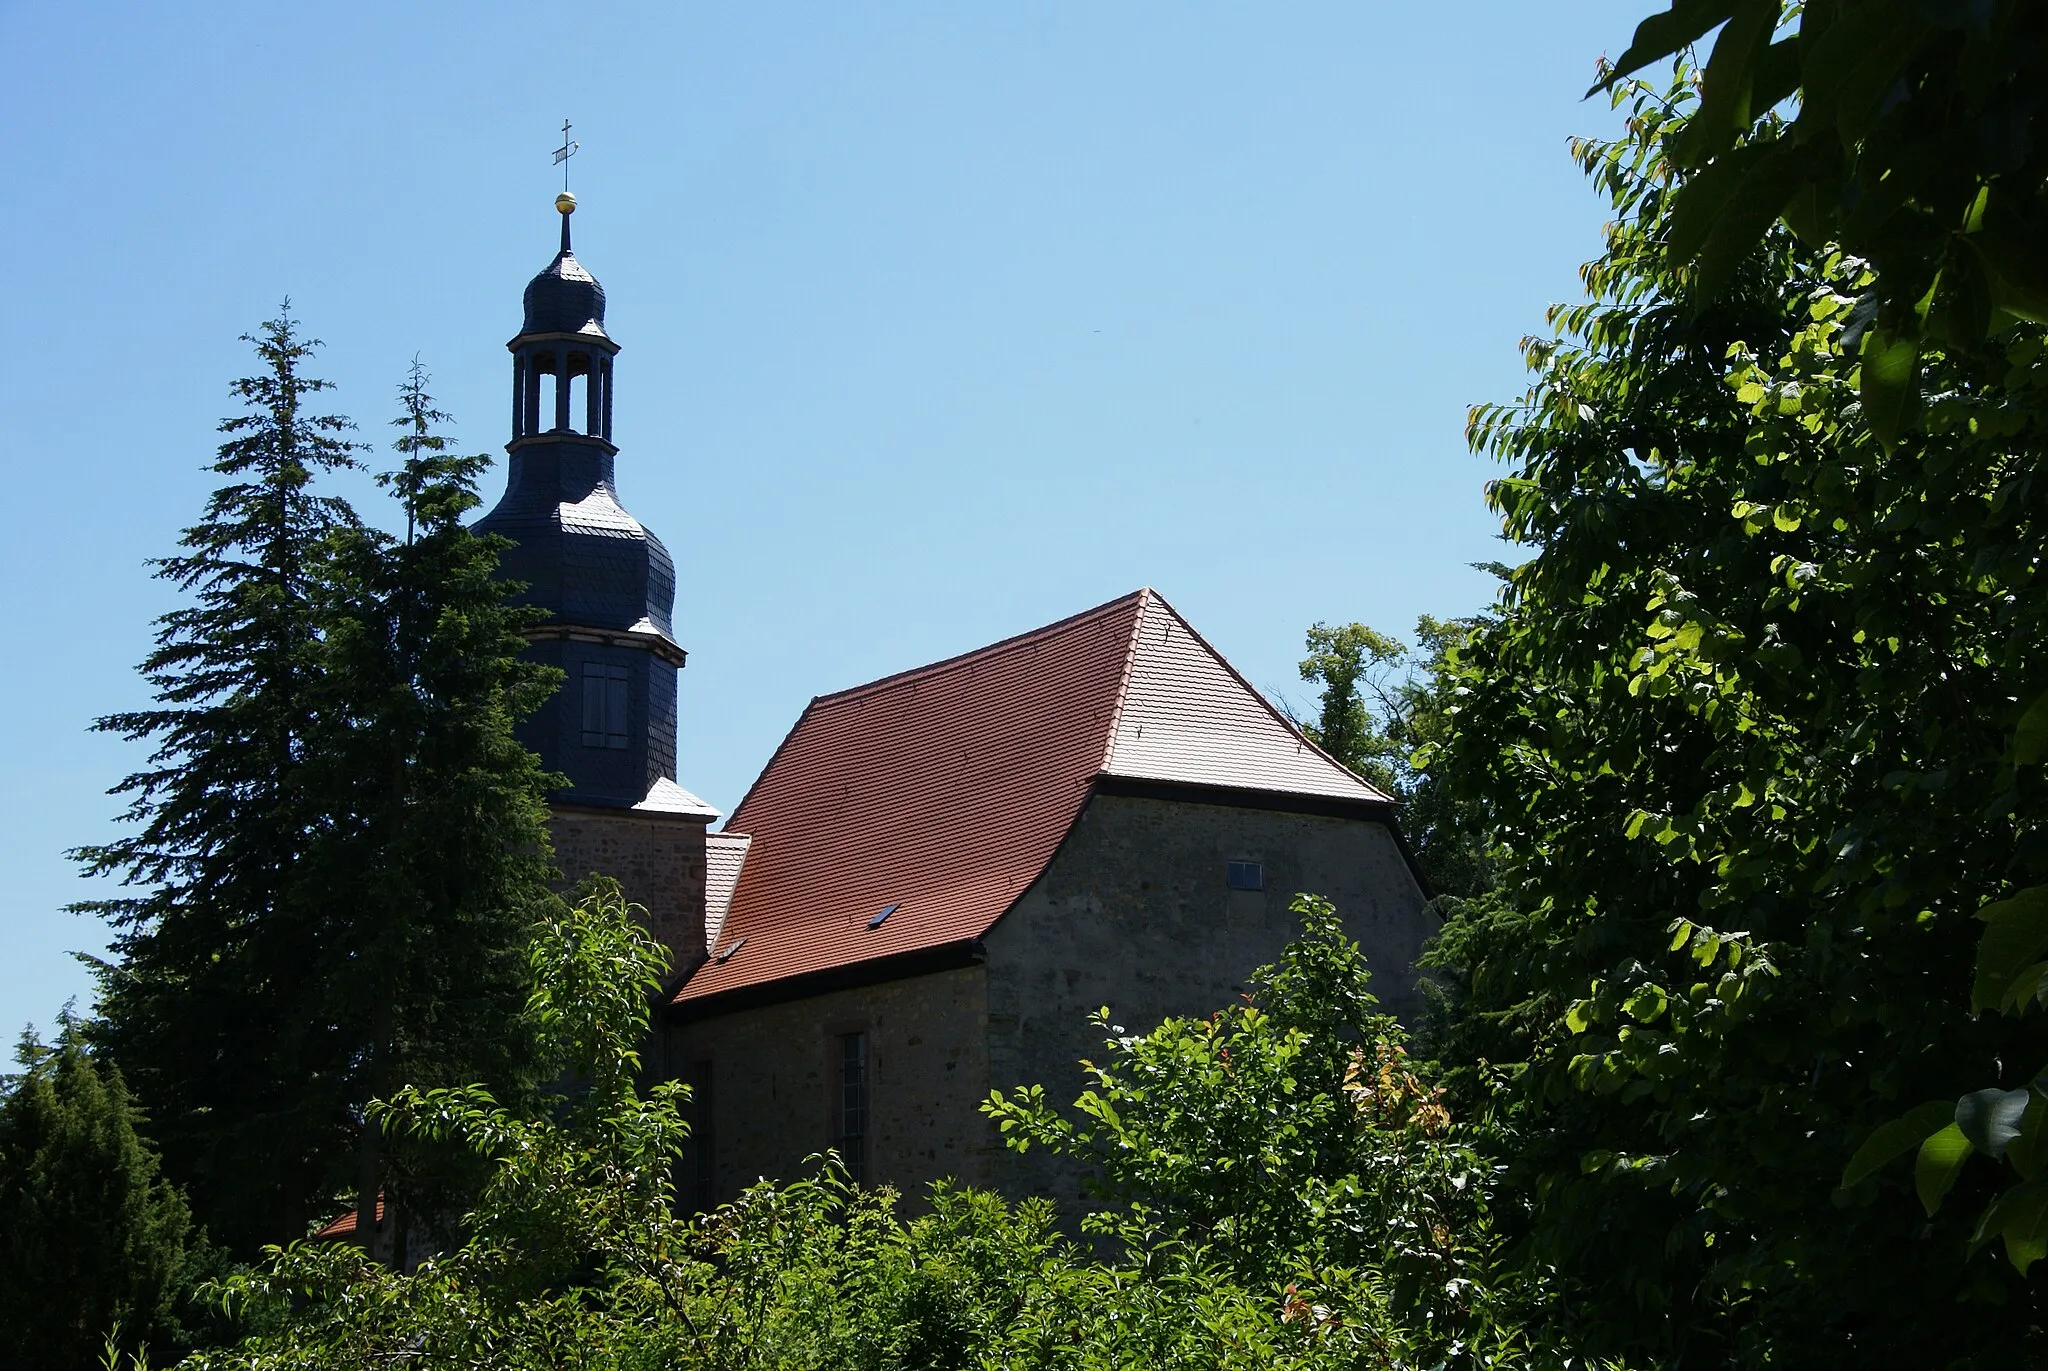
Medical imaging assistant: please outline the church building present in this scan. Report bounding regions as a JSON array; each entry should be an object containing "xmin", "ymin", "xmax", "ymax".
[{"xmin": 473, "ymin": 194, "xmax": 1438, "ymax": 1214}]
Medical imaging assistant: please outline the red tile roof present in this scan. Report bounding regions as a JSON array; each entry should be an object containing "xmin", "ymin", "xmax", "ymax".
[
  {"xmin": 312, "ymin": 1194, "xmax": 382, "ymax": 1240},
  {"xmin": 671, "ymin": 589, "xmax": 1387, "ymax": 1007}
]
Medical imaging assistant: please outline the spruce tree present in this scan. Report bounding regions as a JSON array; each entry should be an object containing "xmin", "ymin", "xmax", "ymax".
[
  {"xmin": 74, "ymin": 307, "xmax": 363, "ymax": 1251},
  {"xmin": 307, "ymin": 362, "xmax": 559, "ymax": 1254},
  {"xmin": 0, "ymin": 1020, "xmax": 195, "ymax": 1371}
]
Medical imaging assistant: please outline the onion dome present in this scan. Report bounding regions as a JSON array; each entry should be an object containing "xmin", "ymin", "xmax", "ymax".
[{"xmin": 520, "ymin": 191, "xmax": 609, "ymax": 339}]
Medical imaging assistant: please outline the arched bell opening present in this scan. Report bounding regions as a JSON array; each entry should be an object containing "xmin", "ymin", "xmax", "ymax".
[{"xmin": 511, "ymin": 345, "xmax": 612, "ymax": 441}]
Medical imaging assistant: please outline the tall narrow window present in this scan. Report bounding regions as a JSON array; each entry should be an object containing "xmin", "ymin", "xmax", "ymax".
[
  {"xmin": 581, "ymin": 662, "xmax": 629, "ymax": 749},
  {"xmin": 836, "ymin": 1032, "xmax": 868, "ymax": 1183},
  {"xmin": 689, "ymin": 1059, "xmax": 715, "ymax": 1212}
]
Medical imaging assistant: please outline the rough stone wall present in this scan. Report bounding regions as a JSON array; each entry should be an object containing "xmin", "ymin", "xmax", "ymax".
[
  {"xmin": 981, "ymin": 793, "xmax": 1433, "ymax": 1213},
  {"xmin": 665, "ymin": 965, "xmax": 990, "ymax": 1209},
  {"xmin": 656, "ymin": 794, "xmax": 1430, "ymax": 1219},
  {"xmin": 550, "ymin": 806, "xmax": 710, "ymax": 974}
]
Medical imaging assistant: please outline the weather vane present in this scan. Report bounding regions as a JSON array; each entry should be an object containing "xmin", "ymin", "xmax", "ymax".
[{"xmin": 553, "ymin": 119, "xmax": 579, "ymax": 192}]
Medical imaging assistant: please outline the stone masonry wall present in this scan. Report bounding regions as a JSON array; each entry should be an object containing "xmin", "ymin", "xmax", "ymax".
[
  {"xmin": 665, "ymin": 965, "xmax": 990, "ymax": 1210},
  {"xmin": 550, "ymin": 806, "xmax": 711, "ymax": 977},
  {"xmin": 656, "ymin": 794, "xmax": 1430, "ymax": 1221},
  {"xmin": 981, "ymin": 792, "xmax": 1433, "ymax": 1213}
]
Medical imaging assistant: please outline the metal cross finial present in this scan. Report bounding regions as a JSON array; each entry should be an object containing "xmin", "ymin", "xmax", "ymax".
[{"xmin": 553, "ymin": 119, "xmax": 579, "ymax": 191}]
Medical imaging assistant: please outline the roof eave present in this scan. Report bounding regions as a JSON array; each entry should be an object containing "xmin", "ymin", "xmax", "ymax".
[{"xmin": 665, "ymin": 937, "xmax": 987, "ymax": 1022}]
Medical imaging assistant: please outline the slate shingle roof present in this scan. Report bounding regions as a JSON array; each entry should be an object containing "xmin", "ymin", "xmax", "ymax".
[
  {"xmin": 671, "ymin": 589, "xmax": 1387, "ymax": 1006},
  {"xmin": 521, "ymin": 248, "xmax": 609, "ymax": 339}
]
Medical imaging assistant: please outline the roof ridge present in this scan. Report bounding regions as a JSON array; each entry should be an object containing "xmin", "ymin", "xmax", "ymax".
[
  {"xmin": 723, "ymin": 698, "xmax": 818, "ymax": 833},
  {"xmin": 808, "ymin": 588, "xmax": 1152, "ymax": 707},
  {"xmin": 1140, "ymin": 590, "xmax": 1394, "ymax": 803}
]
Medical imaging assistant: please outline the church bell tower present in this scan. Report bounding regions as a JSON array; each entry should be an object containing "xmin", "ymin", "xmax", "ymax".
[
  {"xmin": 476, "ymin": 189, "xmax": 716, "ymax": 973},
  {"xmin": 476, "ymin": 190, "xmax": 696, "ymax": 810}
]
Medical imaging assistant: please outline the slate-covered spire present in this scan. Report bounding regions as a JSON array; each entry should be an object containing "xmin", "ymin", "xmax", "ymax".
[{"xmin": 475, "ymin": 193, "xmax": 694, "ymax": 811}]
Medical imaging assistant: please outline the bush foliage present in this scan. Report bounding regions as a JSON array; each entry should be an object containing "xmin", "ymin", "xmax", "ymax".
[{"xmin": 179, "ymin": 887, "xmax": 1610, "ymax": 1371}]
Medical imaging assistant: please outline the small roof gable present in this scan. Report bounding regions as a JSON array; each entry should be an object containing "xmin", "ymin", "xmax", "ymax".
[
  {"xmin": 672, "ymin": 589, "xmax": 1388, "ymax": 1007},
  {"xmin": 704, "ymin": 831, "xmax": 752, "ymax": 948}
]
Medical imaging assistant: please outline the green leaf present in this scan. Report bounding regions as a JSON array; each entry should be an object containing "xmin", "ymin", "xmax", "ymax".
[
  {"xmin": 1674, "ymin": 0, "xmax": 1778, "ymax": 168},
  {"xmin": 1972, "ymin": 887, "xmax": 2048, "ymax": 1015},
  {"xmin": 1917, "ymin": 1122, "xmax": 1974, "ymax": 1215},
  {"xmin": 1958, "ymin": 1088, "xmax": 2032, "ymax": 1161},
  {"xmin": 1974, "ymin": 199, "xmax": 2048, "ymax": 326},
  {"xmin": 1795, "ymin": 0, "xmax": 1923, "ymax": 138},
  {"xmin": 1747, "ymin": 34, "xmax": 1801, "ymax": 112},
  {"xmin": 1623, "ymin": 984, "xmax": 1669, "ymax": 1023},
  {"xmin": 1692, "ymin": 138, "xmax": 1813, "ymax": 301},
  {"xmin": 2014, "ymin": 690, "xmax": 2048, "ymax": 765},
  {"xmin": 1667, "ymin": 140, "xmax": 1774, "ymax": 266},
  {"xmin": 1597, "ymin": 0, "xmax": 1740, "ymax": 92},
  {"xmin": 1842, "ymin": 1100, "xmax": 1956, "ymax": 1188},
  {"xmin": 2008, "ymin": 1094, "xmax": 2048, "ymax": 1181},
  {"xmin": 1859, "ymin": 327, "xmax": 1921, "ymax": 449},
  {"xmin": 1972, "ymin": 1176, "xmax": 2048, "ymax": 1274}
]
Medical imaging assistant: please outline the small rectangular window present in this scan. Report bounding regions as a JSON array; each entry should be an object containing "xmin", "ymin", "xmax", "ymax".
[
  {"xmin": 837, "ymin": 1031, "xmax": 868, "ymax": 1183},
  {"xmin": 1227, "ymin": 860, "xmax": 1264, "ymax": 891},
  {"xmin": 581, "ymin": 662, "xmax": 630, "ymax": 749}
]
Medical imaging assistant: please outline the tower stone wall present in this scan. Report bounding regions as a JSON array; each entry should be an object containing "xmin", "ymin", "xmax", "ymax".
[{"xmin": 551, "ymin": 805, "xmax": 712, "ymax": 982}]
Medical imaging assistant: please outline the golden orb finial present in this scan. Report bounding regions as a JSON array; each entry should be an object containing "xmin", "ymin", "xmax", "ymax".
[{"xmin": 556, "ymin": 190, "xmax": 577, "ymax": 215}]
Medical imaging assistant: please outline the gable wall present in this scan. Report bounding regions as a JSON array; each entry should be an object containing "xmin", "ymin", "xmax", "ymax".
[
  {"xmin": 981, "ymin": 791, "xmax": 1432, "ymax": 1213},
  {"xmin": 664, "ymin": 965, "xmax": 991, "ymax": 1210}
]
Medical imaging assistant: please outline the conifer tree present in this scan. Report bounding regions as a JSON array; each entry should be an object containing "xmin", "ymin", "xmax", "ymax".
[
  {"xmin": 75, "ymin": 307, "xmax": 362, "ymax": 1251},
  {"xmin": 0, "ymin": 1019, "xmax": 195, "ymax": 1371},
  {"xmin": 307, "ymin": 362, "xmax": 559, "ymax": 1253}
]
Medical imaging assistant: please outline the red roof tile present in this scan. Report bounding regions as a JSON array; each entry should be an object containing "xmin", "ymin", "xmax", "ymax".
[
  {"xmin": 312, "ymin": 1194, "xmax": 383, "ymax": 1240},
  {"xmin": 672, "ymin": 589, "xmax": 1386, "ymax": 1006}
]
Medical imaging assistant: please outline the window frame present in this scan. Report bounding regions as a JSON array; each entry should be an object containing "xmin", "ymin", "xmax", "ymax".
[
  {"xmin": 1226, "ymin": 859, "xmax": 1265, "ymax": 891},
  {"xmin": 580, "ymin": 661, "xmax": 631, "ymax": 750},
  {"xmin": 834, "ymin": 1030, "xmax": 869, "ymax": 1184}
]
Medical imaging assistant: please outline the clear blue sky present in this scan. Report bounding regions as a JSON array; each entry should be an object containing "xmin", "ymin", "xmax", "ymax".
[{"xmin": 1, "ymin": 3, "xmax": 1633, "ymax": 1039}]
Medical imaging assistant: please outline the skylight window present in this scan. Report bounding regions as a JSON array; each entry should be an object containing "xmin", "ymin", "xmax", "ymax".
[{"xmin": 868, "ymin": 903, "xmax": 900, "ymax": 930}]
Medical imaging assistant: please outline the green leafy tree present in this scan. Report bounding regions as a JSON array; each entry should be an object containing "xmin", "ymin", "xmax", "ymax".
[
  {"xmin": 1298, "ymin": 622, "xmax": 1411, "ymax": 794},
  {"xmin": 190, "ymin": 889, "xmax": 1598, "ymax": 1370},
  {"xmin": 1597, "ymin": 0, "xmax": 2048, "ymax": 437},
  {"xmin": 188, "ymin": 885, "xmax": 1073, "ymax": 1371},
  {"xmin": 76, "ymin": 330, "xmax": 558, "ymax": 1258},
  {"xmin": 74, "ymin": 308, "xmax": 362, "ymax": 1251},
  {"xmin": 0, "ymin": 1018, "xmax": 195, "ymax": 1371},
  {"xmin": 1423, "ymin": 55, "xmax": 2048, "ymax": 1364},
  {"xmin": 1394, "ymin": 615, "xmax": 1499, "ymax": 901},
  {"xmin": 306, "ymin": 363, "xmax": 559, "ymax": 1255},
  {"xmin": 986, "ymin": 894, "xmax": 1579, "ymax": 1370},
  {"xmin": 1297, "ymin": 617, "xmax": 1497, "ymax": 898}
]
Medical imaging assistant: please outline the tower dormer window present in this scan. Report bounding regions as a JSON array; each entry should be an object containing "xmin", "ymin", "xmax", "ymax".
[{"xmin": 582, "ymin": 662, "xmax": 630, "ymax": 749}]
